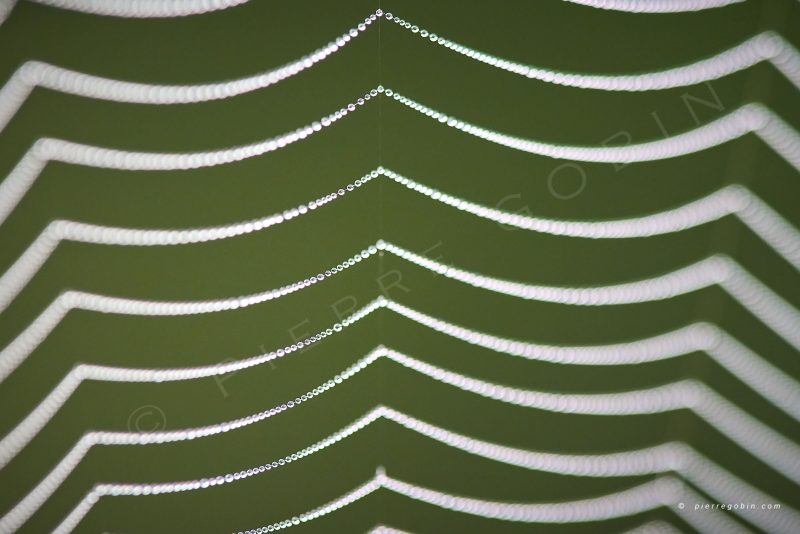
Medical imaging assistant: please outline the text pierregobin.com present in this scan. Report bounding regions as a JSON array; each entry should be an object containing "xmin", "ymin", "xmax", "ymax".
[{"xmin": 691, "ymin": 502, "xmax": 782, "ymax": 511}]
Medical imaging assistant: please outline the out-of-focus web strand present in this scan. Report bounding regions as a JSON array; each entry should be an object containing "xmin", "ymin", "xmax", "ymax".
[
  {"xmin": 48, "ymin": 410, "xmax": 755, "ymax": 534},
  {"xmin": 0, "ymin": 85, "xmax": 381, "ymax": 227},
  {"xmin": 0, "ymin": 1, "xmax": 791, "ymax": 532},
  {"xmin": 563, "ymin": 0, "xmax": 743, "ymax": 12},
  {"xmin": 0, "ymin": 0, "xmax": 747, "ymax": 29},
  {"xmin": 1, "ymin": 295, "xmax": 797, "ymax": 488},
  {"xmin": 385, "ymin": 89, "xmax": 800, "ymax": 170},
  {"xmin": 620, "ymin": 520, "xmax": 685, "ymax": 533},
  {"xmin": 0, "ymin": 0, "xmax": 250, "ymax": 24},
  {"xmin": 62, "ymin": 471, "xmax": 714, "ymax": 534},
  {"xmin": 0, "ymin": 242, "xmax": 379, "ymax": 385},
  {"xmin": 3, "ymin": 5, "xmax": 796, "ymax": 134},
  {"xmin": 368, "ymin": 526, "xmax": 413, "ymax": 534},
  {"xmin": 1, "ymin": 165, "xmax": 798, "ymax": 315},
  {"xmin": 2, "ymin": 347, "xmax": 798, "ymax": 532},
  {"xmin": 0, "ymin": 10, "xmax": 380, "ymax": 132},
  {"xmin": 248, "ymin": 474, "xmax": 733, "ymax": 533},
  {"xmin": 2, "ymin": 239, "xmax": 799, "ymax": 388},
  {"xmin": 249, "ymin": 481, "xmax": 731, "ymax": 534},
  {"xmin": 382, "ymin": 11, "xmax": 799, "ymax": 90},
  {"xmin": 1, "ymin": 87, "xmax": 799, "ymax": 229}
]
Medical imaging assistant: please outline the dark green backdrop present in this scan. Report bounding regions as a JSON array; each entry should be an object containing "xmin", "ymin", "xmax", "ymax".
[{"xmin": 0, "ymin": 0, "xmax": 798, "ymax": 532}]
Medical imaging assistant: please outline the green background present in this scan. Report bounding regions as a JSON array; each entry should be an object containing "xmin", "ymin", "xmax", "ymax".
[{"xmin": 0, "ymin": 0, "xmax": 798, "ymax": 532}]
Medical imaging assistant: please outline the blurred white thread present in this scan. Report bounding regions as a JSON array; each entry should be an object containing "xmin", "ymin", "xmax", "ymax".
[
  {"xmin": 12, "ymin": 0, "xmax": 249, "ymax": 20},
  {"xmin": 51, "ymin": 436, "xmax": 749, "ymax": 533},
  {"xmin": 0, "ymin": 11, "xmax": 381, "ymax": 130},
  {"xmin": 0, "ymin": 243, "xmax": 384, "ymax": 385},
  {"xmin": 0, "ymin": 86, "xmax": 383, "ymax": 226},
  {"xmin": 2, "ymin": 166, "xmax": 798, "ymax": 315},
  {"xmin": 2, "ymin": 240, "xmax": 799, "ymax": 388},
  {"xmin": 4, "ymin": 347, "xmax": 798, "ymax": 532},
  {"xmin": 2, "ymin": 296, "xmax": 797, "ymax": 482},
  {"xmin": 4, "ymin": 8, "xmax": 797, "ymax": 132},
  {"xmin": 562, "ymin": 0, "xmax": 743, "ymax": 12},
  {"xmin": 368, "ymin": 526, "xmax": 412, "ymax": 534},
  {"xmin": 0, "ymin": 0, "xmax": 746, "ymax": 30},
  {"xmin": 385, "ymin": 90, "xmax": 800, "ymax": 171},
  {"xmin": 232, "ymin": 473, "xmax": 741, "ymax": 534},
  {"xmin": 376, "ymin": 241, "xmax": 800, "ymax": 351},
  {"xmin": 383, "ymin": 12, "xmax": 798, "ymax": 90},
  {"xmin": 1, "ymin": 89, "xmax": 799, "ymax": 228}
]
